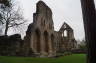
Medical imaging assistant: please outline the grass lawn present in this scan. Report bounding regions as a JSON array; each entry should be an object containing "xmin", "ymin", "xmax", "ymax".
[{"xmin": 0, "ymin": 54, "xmax": 86, "ymax": 63}]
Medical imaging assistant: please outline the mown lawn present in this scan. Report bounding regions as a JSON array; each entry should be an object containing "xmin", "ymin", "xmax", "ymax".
[{"xmin": 0, "ymin": 54, "xmax": 86, "ymax": 63}]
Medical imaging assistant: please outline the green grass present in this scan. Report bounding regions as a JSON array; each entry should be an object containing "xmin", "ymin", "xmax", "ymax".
[{"xmin": 0, "ymin": 54, "xmax": 86, "ymax": 63}]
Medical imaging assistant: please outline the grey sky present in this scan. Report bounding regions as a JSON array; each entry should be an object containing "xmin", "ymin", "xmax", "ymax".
[{"xmin": 8, "ymin": 0, "xmax": 85, "ymax": 40}]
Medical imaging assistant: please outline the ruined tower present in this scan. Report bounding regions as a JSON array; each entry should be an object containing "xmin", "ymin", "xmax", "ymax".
[
  {"xmin": 24, "ymin": 1, "xmax": 77, "ymax": 57},
  {"xmin": 24, "ymin": 1, "xmax": 55, "ymax": 57}
]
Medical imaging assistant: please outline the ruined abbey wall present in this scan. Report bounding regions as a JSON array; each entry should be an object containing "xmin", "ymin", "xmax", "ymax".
[
  {"xmin": 24, "ymin": 1, "xmax": 77, "ymax": 57},
  {"xmin": 24, "ymin": 1, "xmax": 55, "ymax": 57}
]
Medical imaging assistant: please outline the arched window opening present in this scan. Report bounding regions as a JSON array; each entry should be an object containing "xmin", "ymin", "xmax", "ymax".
[
  {"xmin": 44, "ymin": 31, "xmax": 49, "ymax": 52},
  {"xmin": 64, "ymin": 30, "xmax": 67, "ymax": 37},
  {"xmin": 35, "ymin": 29, "xmax": 41, "ymax": 53},
  {"xmin": 44, "ymin": 20, "xmax": 45, "ymax": 26}
]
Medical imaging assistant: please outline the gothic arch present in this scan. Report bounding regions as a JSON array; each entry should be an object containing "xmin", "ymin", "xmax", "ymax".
[
  {"xmin": 64, "ymin": 30, "xmax": 68, "ymax": 37},
  {"xmin": 35, "ymin": 29, "xmax": 41, "ymax": 53},
  {"xmin": 44, "ymin": 31, "xmax": 49, "ymax": 52},
  {"xmin": 61, "ymin": 30, "xmax": 68, "ymax": 37}
]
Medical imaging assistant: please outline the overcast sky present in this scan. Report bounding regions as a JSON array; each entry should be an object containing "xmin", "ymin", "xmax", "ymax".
[
  {"xmin": 6, "ymin": 0, "xmax": 96, "ymax": 41},
  {"xmin": 11, "ymin": 0, "xmax": 85, "ymax": 40}
]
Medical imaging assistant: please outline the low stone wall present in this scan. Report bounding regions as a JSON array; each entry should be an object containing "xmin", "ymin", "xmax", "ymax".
[{"xmin": 0, "ymin": 34, "xmax": 23, "ymax": 56}]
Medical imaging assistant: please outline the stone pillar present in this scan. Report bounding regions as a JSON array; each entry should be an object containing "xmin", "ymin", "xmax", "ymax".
[
  {"xmin": 40, "ymin": 33, "xmax": 46, "ymax": 57},
  {"xmin": 31, "ymin": 33, "xmax": 37, "ymax": 53},
  {"xmin": 81, "ymin": 0, "xmax": 96, "ymax": 63},
  {"xmin": 48, "ymin": 35, "xmax": 55, "ymax": 57},
  {"xmin": 63, "ymin": 31, "xmax": 64, "ymax": 37}
]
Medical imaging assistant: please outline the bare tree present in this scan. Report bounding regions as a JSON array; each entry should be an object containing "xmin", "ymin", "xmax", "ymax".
[
  {"xmin": 0, "ymin": 0, "xmax": 11, "ymax": 25},
  {"xmin": 0, "ymin": 0, "xmax": 11, "ymax": 7},
  {"xmin": 0, "ymin": 0, "xmax": 26, "ymax": 35}
]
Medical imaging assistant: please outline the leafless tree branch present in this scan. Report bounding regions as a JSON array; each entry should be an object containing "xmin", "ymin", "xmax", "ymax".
[{"xmin": 0, "ymin": 0, "xmax": 26, "ymax": 35}]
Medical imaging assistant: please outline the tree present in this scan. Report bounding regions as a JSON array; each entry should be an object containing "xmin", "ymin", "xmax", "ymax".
[
  {"xmin": 0, "ymin": 0, "xmax": 11, "ymax": 7},
  {"xmin": 81, "ymin": 0, "xmax": 96, "ymax": 63},
  {"xmin": 0, "ymin": 0, "xmax": 26, "ymax": 35},
  {"xmin": 0, "ymin": 0, "xmax": 11, "ymax": 35},
  {"xmin": 0, "ymin": 0, "xmax": 11, "ymax": 24},
  {"xmin": 78, "ymin": 39, "xmax": 86, "ymax": 50}
]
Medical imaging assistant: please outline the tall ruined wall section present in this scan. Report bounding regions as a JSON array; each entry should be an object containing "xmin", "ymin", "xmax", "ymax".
[
  {"xmin": 24, "ymin": 1, "xmax": 55, "ymax": 57},
  {"xmin": 23, "ymin": 1, "xmax": 77, "ymax": 57},
  {"xmin": 33, "ymin": 1, "xmax": 54, "ymax": 30}
]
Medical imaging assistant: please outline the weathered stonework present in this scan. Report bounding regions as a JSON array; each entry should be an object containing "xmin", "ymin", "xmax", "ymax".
[
  {"xmin": 55, "ymin": 22, "xmax": 77, "ymax": 53},
  {"xmin": 24, "ymin": 1, "xmax": 77, "ymax": 57},
  {"xmin": 0, "ymin": 34, "xmax": 23, "ymax": 56}
]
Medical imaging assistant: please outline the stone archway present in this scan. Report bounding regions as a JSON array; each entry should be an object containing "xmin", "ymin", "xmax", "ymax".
[
  {"xmin": 44, "ymin": 31, "xmax": 49, "ymax": 53},
  {"xmin": 35, "ymin": 29, "xmax": 41, "ymax": 53}
]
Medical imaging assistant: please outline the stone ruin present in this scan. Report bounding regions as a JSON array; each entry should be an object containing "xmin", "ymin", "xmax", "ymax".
[
  {"xmin": 23, "ymin": 1, "xmax": 77, "ymax": 57},
  {"xmin": 0, "ymin": 1, "xmax": 77, "ymax": 57},
  {"xmin": 0, "ymin": 34, "xmax": 23, "ymax": 56}
]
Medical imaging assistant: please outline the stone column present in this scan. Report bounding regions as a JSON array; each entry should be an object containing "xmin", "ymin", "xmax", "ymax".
[
  {"xmin": 31, "ymin": 33, "xmax": 37, "ymax": 53},
  {"xmin": 40, "ymin": 33, "xmax": 46, "ymax": 57},
  {"xmin": 48, "ymin": 35, "xmax": 54, "ymax": 57}
]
